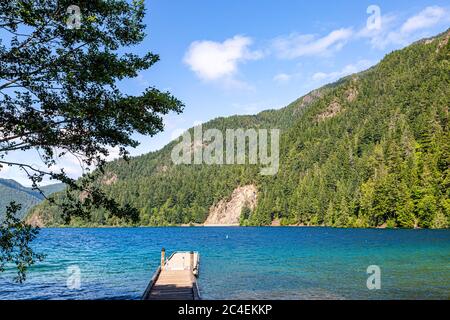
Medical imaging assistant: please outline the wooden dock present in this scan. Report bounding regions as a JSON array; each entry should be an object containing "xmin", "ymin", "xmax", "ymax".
[{"xmin": 142, "ymin": 249, "xmax": 200, "ymax": 300}]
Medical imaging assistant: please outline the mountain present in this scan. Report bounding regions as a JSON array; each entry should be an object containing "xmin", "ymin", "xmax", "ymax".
[
  {"xmin": 0, "ymin": 179, "xmax": 65, "ymax": 220},
  {"xmin": 27, "ymin": 29, "xmax": 450, "ymax": 228}
]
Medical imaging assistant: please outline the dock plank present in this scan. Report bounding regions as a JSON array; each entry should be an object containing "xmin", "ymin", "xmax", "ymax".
[{"xmin": 142, "ymin": 251, "xmax": 200, "ymax": 300}]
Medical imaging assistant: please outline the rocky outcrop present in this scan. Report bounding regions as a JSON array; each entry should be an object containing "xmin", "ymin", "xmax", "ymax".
[
  {"xmin": 436, "ymin": 30, "xmax": 450, "ymax": 53},
  {"xmin": 101, "ymin": 172, "xmax": 118, "ymax": 185},
  {"xmin": 204, "ymin": 185, "xmax": 257, "ymax": 226},
  {"xmin": 345, "ymin": 87, "xmax": 358, "ymax": 103},
  {"xmin": 156, "ymin": 165, "xmax": 169, "ymax": 174},
  {"xmin": 293, "ymin": 90, "xmax": 323, "ymax": 115},
  {"xmin": 25, "ymin": 210, "xmax": 44, "ymax": 227},
  {"xmin": 317, "ymin": 100, "xmax": 343, "ymax": 122},
  {"xmin": 271, "ymin": 219, "xmax": 281, "ymax": 227}
]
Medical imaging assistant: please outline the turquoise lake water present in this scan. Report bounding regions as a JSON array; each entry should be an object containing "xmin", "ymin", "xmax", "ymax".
[{"xmin": 0, "ymin": 227, "xmax": 449, "ymax": 300}]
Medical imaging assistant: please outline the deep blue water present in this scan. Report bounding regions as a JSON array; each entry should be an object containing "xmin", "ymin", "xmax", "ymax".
[{"xmin": 0, "ymin": 227, "xmax": 449, "ymax": 300}]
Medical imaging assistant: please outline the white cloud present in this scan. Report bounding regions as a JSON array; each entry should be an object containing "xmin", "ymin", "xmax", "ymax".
[
  {"xmin": 273, "ymin": 72, "xmax": 302, "ymax": 84},
  {"xmin": 357, "ymin": 13, "xmax": 398, "ymax": 49},
  {"xmin": 0, "ymin": 164, "xmax": 9, "ymax": 173},
  {"xmin": 0, "ymin": 144, "xmax": 127, "ymax": 187},
  {"xmin": 358, "ymin": 6, "xmax": 449, "ymax": 49},
  {"xmin": 135, "ymin": 72, "xmax": 149, "ymax": 87},
  {"xmin": 0, "ymin": 167, "xmax": 33, "ymax": 187},
  {"xmin": 273, "ymin": 73, "xmax": 292, "ymax": 83},
  {"xmin": 169, "ymin": 119, "xmax": 205, "ymax": 141},
  {"xmin": 401, "ymin": 6, "xmax": 446, "ymax": 33},
  {"xmin": 272, "ymin": 28, "xmax": 353, "ymax": 59},
  {"xmin": 102, "ymin": 146, "xmax": 121, "ymax": 162},
  {"xmin": 312, "ymin": 60, "xmax": 374, "ymax": 83},
  {"xmin": 231, "ymin": 101, "xmax": 267, "ymax": 115},
  {"xmin": 163, "ymin": 114, "xmax": 186, "ymax": 131},
  {"xmin": 184, "ymin": 35, "xmax": 262, "ymax": 84},
  {"xmin": 46, "ymin": 146, "xmax": 121, "ymax": 178},
  {"xmin": 47, "ymin": 154, "xmax": 86, "ymax": 177}
]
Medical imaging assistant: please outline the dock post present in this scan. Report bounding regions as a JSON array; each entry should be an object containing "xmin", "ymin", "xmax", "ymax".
[
  {"xmin": 161, "ymin": 248, "xmax": 165, "ymax": 270},
  {"xmin": 190, "ymin": 251, "xmax": 194, "ymax": 272}
]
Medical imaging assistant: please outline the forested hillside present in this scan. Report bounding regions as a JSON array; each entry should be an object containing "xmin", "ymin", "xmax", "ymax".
[
  {"xmin": 28, "ymin": 29, "xmax": 450, "ymax": 228},
  {"xmin": 0, "ymin": 179, "xmax": 65, "ymax": 220}
]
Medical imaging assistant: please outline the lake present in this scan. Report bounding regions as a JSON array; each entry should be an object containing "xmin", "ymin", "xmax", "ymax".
[{"xmin": 0, "ymin": 227, "xmax": 449, "ymax": 300}]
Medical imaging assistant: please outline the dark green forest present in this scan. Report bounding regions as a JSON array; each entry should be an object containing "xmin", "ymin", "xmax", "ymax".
[{"xmin": 28, "ymin": 30, "xmax": 450, "ymax": 229}]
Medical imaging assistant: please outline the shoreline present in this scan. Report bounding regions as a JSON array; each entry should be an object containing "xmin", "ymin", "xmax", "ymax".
[{"xmin": 35, "ymin": 224, "xmax": 435, "ymax": 230}]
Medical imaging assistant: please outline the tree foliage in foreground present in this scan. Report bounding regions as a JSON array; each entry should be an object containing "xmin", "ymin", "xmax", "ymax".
[
  {"xmin": 0, "ymin": 202, "xmax": 44, "ymax": 283},
  {"xmin": 0, "ymin": 0, "xmax": 183, "ymax": 280}
]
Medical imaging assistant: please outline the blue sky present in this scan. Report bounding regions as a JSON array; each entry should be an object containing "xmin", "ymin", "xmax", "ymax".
[{"xmin": 1, "ymin": 0, "xmax": 449, "ymax": 185}]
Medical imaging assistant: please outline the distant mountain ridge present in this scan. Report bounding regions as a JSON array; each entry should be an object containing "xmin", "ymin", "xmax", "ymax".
[
  {"xmin": 0, "ymin": 179, "xmax": 65, "ymax": 220},
  {"xmin": 28, "ymin": 29, "xmax": 450, "ymax": 228}
]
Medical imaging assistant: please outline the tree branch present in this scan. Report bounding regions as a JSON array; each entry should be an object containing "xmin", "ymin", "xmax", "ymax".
[{"xmin": 0, "ymin": 42, "xmax": 88, "ymax": 91}]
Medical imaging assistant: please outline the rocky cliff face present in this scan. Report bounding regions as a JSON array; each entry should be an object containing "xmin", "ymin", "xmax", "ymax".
[
  {"xmin": 25, "ymin": 211, "xmax": 44, "ymax": 228},
  {"xmin": 204, "ymin": 185, "xmax": 257, "ymax": 226}
]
